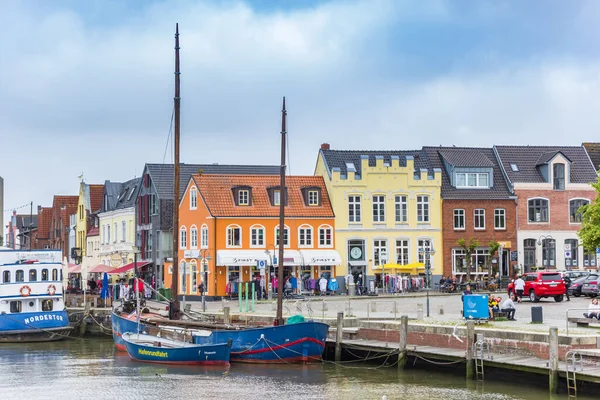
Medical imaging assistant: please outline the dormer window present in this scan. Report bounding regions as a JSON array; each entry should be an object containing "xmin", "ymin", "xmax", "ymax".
[
  {"xmin": 308, "ymin": 190, "xmax": 319, "ymax": 206},
  {"xmin": 553, "ymin": 163, "xmax": 565, "ymax": 190},
  {"xmin": 274, "ymin": 190, "xmax": 280, "ymax": 206},
  {"xmin": 455, "ymin": 172, "xmax": 489, "ymax": 188},
  {"xmin": 301, "ymin": 187, "xmax": 322, "ymax": 206},
  {"xmin": 232, "ymin": 186, "xmax": 252, "ymax": 206},
  {"xmin": 267, "ymin": 187, "xmax": 287, "ymax": 206},
  {"xmin": 239, "ymin": 190, "xmax": 249, "ymax": 205}
]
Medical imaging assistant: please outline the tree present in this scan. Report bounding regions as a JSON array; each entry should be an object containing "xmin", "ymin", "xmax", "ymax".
[
  {"xmin": 486, "ymin": 240, "xmax": 501, "ymax": 280},
  {"xmin": 457, "ymin": 238, "xmax": 480, "ymax": 283},
  {"xmin": 579, "ymin": 176, "xmax": 600, "ymax": 253}
]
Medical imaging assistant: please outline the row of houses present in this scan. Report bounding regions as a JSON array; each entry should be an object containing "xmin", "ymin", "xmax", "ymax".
[{"xmin": 9, "ymin": 142, "xmax": 600, "ymax": 298}]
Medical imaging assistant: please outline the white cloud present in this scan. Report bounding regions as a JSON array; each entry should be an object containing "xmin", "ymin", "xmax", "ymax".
[{"xmin": 1, "ymin": 0, "xmax": 599, "ymax": 228}]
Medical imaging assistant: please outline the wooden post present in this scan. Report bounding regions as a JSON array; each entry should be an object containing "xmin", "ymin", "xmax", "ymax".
[
  {"xmin": 466, "ymin": 320, "xmax": 475, "ymax": 380},
  {"xmin": 549, "ymin": 326, "xmax": 559, "ymax": 394},
  {"xmin": 335, "ymin": 312, "xmax": 344, "ymax": 362},
  {"xmin": 398, "ymin": 315, "xmax": 408, "ymax": 369},
  {"xmin": 223, "ymin": 306, "xmax": 230, "ymax": 325}
]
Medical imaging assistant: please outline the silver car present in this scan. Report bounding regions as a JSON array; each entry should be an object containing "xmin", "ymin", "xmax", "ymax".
[{"xmin": 581, "ymin": 274, "xmax": 600, "ymax": 297}]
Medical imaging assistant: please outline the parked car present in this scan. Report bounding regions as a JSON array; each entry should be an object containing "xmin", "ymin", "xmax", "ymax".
[
  {"xmin": 559, "ymin": 270, "xmax": 590, "ymax": 280},
  {"xmin": 581, "ymin": 273, "xmax": 600, "ymax": 298},
  {"xmin": 567, "ymin": 276, "xmax": 589, "ymax": 297},
  {"xmin": 507, "ymin": 271, "xmax": 566, "ymax": 302}
]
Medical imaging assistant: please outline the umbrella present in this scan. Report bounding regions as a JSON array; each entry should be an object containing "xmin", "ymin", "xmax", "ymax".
[
  {"xmin": 62, "ymin": 257, "xmax": 69, "ymax": 290},
  {"xmin": 101, "ymin": 272, "xmax": 109, "ymax": 300}
]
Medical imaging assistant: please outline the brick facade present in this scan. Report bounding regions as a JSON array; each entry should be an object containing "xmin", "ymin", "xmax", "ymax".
[
  {"xmin": 515, "ymin": 189, "xmax": 593, "ymax": 231},
  {"xmin": 442, "ymin": 199, "xmax": 517, "ymax": 277}
]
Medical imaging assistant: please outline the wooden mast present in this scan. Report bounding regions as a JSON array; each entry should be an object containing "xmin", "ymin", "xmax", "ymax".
[
  {"xmin": 170, "ymin": 23, "xmax": 181, "ymax": 320},
  {"xmin": 276, "ymin": 97, "xmax": 287, "ymax": 326}
]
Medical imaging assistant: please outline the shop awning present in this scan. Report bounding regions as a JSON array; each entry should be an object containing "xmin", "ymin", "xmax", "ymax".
[
  {"xmin": 383, "ymin": 263, "xmax": 412, "ymax": 272},
  {"xmin": 107, "ymin": 260, "xmax": 152, "ymax": 275},
  {"xmin": 89, "ymin": 264, "xmax": 115, "ymax": 274},
  {"xmin": 68, "ymin": 264, "xmax": 81, "ymax": 274},
  {"xmin": 217, "ymin": 250, "xmax": 302, "ymax": 266},
  {"xmin": 299, "ymin": 250, "xmax": 342, "ymax": 266},
  {"xmin": 348, "ymin": 260, "xmax": 368, "ymax": 267}
]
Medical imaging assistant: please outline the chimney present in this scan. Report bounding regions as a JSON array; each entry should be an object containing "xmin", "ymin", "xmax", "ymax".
[{"xmin": 321, "ymin": 143, "xmax": 330, "ymax": 150}]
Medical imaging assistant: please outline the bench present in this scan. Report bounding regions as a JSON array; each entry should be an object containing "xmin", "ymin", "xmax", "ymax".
[
  {"xmin": 492, "ymin": 311, "xmax": 507, "ymax": 320},
  {"xmin": 567, "ymin": 317, "xmax": 600, "ymax": 328}
]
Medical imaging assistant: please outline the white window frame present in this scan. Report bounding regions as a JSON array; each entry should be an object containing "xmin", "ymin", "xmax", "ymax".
[
  {"xmin": 238, "ymin": 190, "xmax": 249, "ymax": 206},
  {"xmin": 528, "ymin": 197, "xmax": 550, "ymax": 223},
  {"xmin": 454, "ymin": 209, "xmax": 465, "ymax": 230},
  {"xmin": 494, "ymin": 208, "xmax": 506, "ymax": 230},
  {"xmin": 417, "ymin": 239, "xmax": 432, "ymax": 265},
  {"xmin": 318, "ymin": 225, "xmax": 333, "ymax": 248},
  {"xmin": 373, "ymin": 239, "xmax": 388, "ymax": 267},
  {"xmin": 107, "ymin": 225, "xmax": 111, "ymax": 244},
  {"xmin": 395, "ymin": 239, "xmax": 409, "ymax": 265},
  {"xmin": 226, "ymin": 225, "xmax": 242, "ymax": 248},
  {"xmin": 179, "ymin": 226, "xmax": 187, "ymax": 249},
  {"xmin": 474, "ymin": 209, "xmax": 485, "ymax": 230},
  {"xmin": 102, "ymin": 225, "xmax": 106, "ymax": 245},
  {"xmin": 394, "ymin": 195, "xmax": 407, "ymax": 223},
  {"xmin": 298, "ymin": 225, "xmax": 313, "ymax": 247},
  {"xmin": 250, "ymin": 225, "xmax": 265, "ymax": 248},
  {"xmin": 455, "ymin": 172, "xmax": 490, "ymax": 188},
  {"xmin": 308, "ymin": 190, "xmax": 319, "ymax": 206},
  {"xmin": 372, "ymin": 194, "xmax": 386, "ymax": 223},
  {"xmin": 200, "ymin": 224, "xmax": 209, "ymax": 249},
  {"xmin": 190, "ymin": 187, "xmax": 197, "ymax": 210},
  {"xmin": 275, "ymin": 225, "xmax": 290, "ymax": 248},
  {"xmin": 348, "ymin": 195, "xmax": 362, "ymax": 223},
  {"xmin": 121, "ymin": 221, "xmax": 126, "ymax": 242},
  {"xmin": 190, "ymin": 225, "xmax": 198, "ymax": 249},
  {"xmin": 274, "ymin": 190, "xmax": 280, "ymax": 206},
  {"xmin": 416, "ymin": 195, "xmax": 430, "ymax": 223},
  {"xmin": 569, "ymin": 198, "xmax": 589, "ymax": 224}
]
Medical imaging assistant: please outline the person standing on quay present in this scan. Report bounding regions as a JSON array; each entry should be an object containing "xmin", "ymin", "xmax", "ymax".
[
  {"xmin": 563, "ymin": 275, "xmax": 571, "ymax": 301},
  {"xmin": 514, "ymin": 275, "xmax": 525, "ymax": 303}
]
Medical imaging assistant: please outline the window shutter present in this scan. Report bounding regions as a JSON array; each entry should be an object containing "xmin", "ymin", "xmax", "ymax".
[
  {"xmin": 138, "ymin": 197, "xmax": 142, "ymax": 224},
  {"xmin": 144, "ymin": 195, "xmax": 149, "ymax": 223}
]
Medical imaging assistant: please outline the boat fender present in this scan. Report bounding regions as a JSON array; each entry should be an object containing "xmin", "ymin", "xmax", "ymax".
[
  {"xmin": 20, "ymin": 285, "xmax": 32, "ymax": 297},
  {"xmin": 47, "ymin": 284, "xmax": 57, "ymax": 296}
]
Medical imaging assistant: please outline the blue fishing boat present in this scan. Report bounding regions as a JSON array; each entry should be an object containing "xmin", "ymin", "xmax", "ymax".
[
  {"xmin": 0, "ymin": 249, "xmax": 73, "ymax": 342},
  {"xmin": 192, "ymin": 321, "xmax": 329, "ymax": 363},
  {"xmin": 122, "ymin": 332, "xmax": 231, "ymax": 365}
]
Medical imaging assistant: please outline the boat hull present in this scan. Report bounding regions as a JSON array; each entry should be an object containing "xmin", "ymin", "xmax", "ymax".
[
  {"xmin": 0, "ymin": 311, "xmax": 72, "ymax": 343},
  {"xmin": 122, "ymin": 333, "xmax": 231, "ymax": 365},
  {"xmin": 193, "ymin": 322, "xmax": 329, "ymax": 363},
  {"xmin": 111, "ymin": 311, "xmax": 147, "ymax": 352}
]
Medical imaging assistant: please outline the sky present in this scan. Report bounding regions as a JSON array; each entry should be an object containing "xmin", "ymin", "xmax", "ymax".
[{"xmin": 2, "ymin": 0, "xmax": 600, "ymax": 229}]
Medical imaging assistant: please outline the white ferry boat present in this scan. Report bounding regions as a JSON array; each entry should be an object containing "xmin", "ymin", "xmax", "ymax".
[{"xmin": 0, "ymin": 249, "xmax": 72, "ymax": 342}]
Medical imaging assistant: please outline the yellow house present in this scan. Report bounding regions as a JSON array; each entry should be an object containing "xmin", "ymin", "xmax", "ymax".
[
  {"xmin": 97, "ymin": 178, "xmax": 140, "ymax": 271},
  {"xmin": 75, "ymin": 181, "xmax": 104, "ymax": 261},
  {"xmin": 314, "ymin": 144, "xmax": 443, "ymax": 290}
]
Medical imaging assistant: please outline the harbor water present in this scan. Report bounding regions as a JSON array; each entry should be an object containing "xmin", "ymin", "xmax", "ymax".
[{"xmin": 0, "ymin": 338, "xmax": 593, "ymax": 399}]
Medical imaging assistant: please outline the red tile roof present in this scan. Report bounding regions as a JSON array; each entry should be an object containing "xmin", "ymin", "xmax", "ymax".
[
  {"xmin": 89, "ymin": 184, "xmax": 105, "ymax": 213},
  {"xmin": 87, "ymin": 226, "xmax": 99, "ymax": 236},
  {"xmin": 37, "ymin": 207, "xmax": 53, "ymax": 239},
  {"xmin": 192, "ymin": 174, "xmax": 334, "ymax": 218}
]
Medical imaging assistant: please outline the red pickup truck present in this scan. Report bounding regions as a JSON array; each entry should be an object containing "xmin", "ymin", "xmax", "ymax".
[{"xmin": 507, "ymin": 272, "xmax": 566, "ymax": 302}]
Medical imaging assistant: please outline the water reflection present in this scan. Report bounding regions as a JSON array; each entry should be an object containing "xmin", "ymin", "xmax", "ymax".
[{"xmin": 0, "ymin": 339, "xmax": 594, "ymax": 400}]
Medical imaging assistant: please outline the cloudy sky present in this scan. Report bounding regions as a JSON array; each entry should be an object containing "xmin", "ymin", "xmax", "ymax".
[{"xmin": 2, "ymin": 0, "xmax": 600, "ymax": 228}]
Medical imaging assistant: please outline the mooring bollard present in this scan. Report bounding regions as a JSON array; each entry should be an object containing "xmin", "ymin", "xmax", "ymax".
[
  {"xmin": 371, "ymin": 302, "xmax": 377, "ymax": 312},
  {"xmin": 549, "ymin": 326, "xmax": 559, "ymax": 394},
  {"xmin": 223, "ymin": 306, "xmax": 230, "ymax": 324},
  {"xmin": 335, "ymin": 312, "xmax": 344, "ymax": 362},
  {"xmin": 466, "ymin": 320, "xmax": 475, "ymax": 380},
  {"xmin": 398, "ymin": 315, "xmax": 408, "ymax": 369},
  {"xmin": 417, "ymin": 303, "xmax": 424, "ymax": 320},
  {"xmin": 439, "ymin": 305, "xmax": 444, "ymax": 315}
]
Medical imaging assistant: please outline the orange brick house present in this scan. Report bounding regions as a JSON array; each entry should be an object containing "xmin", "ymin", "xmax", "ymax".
[{"xmin": 164, "ymin": 174, "xmax": 340, "ymax": 299}]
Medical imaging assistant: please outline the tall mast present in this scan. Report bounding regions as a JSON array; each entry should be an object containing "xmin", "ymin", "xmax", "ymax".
[
  {"xmin": 276, "ymin": 97, "xmax": 287, "ymax": 326},
  {"xmin": 171, "ymin": 23, "xmax": 181, "ymax": 320}
]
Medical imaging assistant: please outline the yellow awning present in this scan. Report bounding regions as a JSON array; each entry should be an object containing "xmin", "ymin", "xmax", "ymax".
[{"xmin": 382, "ymin": 263, "xmax": 412, "ymax": 272}]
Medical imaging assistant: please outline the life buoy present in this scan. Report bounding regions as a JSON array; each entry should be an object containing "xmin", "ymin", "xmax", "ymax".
[
  {"xmin": 47, "ymin": 284, "xmax": 56, "ymax": 296},
  {"xmin": 20, "ymin": 285, "xmax": 32, "ymax": 297}
]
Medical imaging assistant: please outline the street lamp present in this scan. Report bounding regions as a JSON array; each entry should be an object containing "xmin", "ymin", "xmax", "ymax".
[
  {"xmin": 418, "ymin": 247, "xmax": 436, "ymax": 318},
  {"xmin": 265, "ymin": 244, "xmax": 276, "ymax": 300},
  {"xmin": 200, "ymin": 249, "xmax": 211, "ymax": 312},
  {"xmin": 537, "ymin": 235, "xmax": 554, "ymax": 271}
]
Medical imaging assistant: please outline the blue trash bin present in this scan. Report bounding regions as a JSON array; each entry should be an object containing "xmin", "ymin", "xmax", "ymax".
[{"xmin": 462, "ymin": 294, "xmax": 489, "ymax": 320}]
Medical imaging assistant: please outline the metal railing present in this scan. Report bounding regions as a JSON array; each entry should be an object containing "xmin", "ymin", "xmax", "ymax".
[
  {"xmin": 366, "ymin": 300, "xmax": 398, "ymax": 320},
  {"xmin": 565, "ymin": 308, "xmax": 595, "ymax": 335}
]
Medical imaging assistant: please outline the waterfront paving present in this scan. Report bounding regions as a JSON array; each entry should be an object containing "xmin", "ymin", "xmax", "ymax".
[{"xmin": 180, "ymin": 291, "xmax": 600, "ymax": 335}]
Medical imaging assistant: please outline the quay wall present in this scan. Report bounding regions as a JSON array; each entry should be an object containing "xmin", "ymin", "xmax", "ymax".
[{"xmin": 354, "ymin": 322, "xmax": 599, "ymax": 361}]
